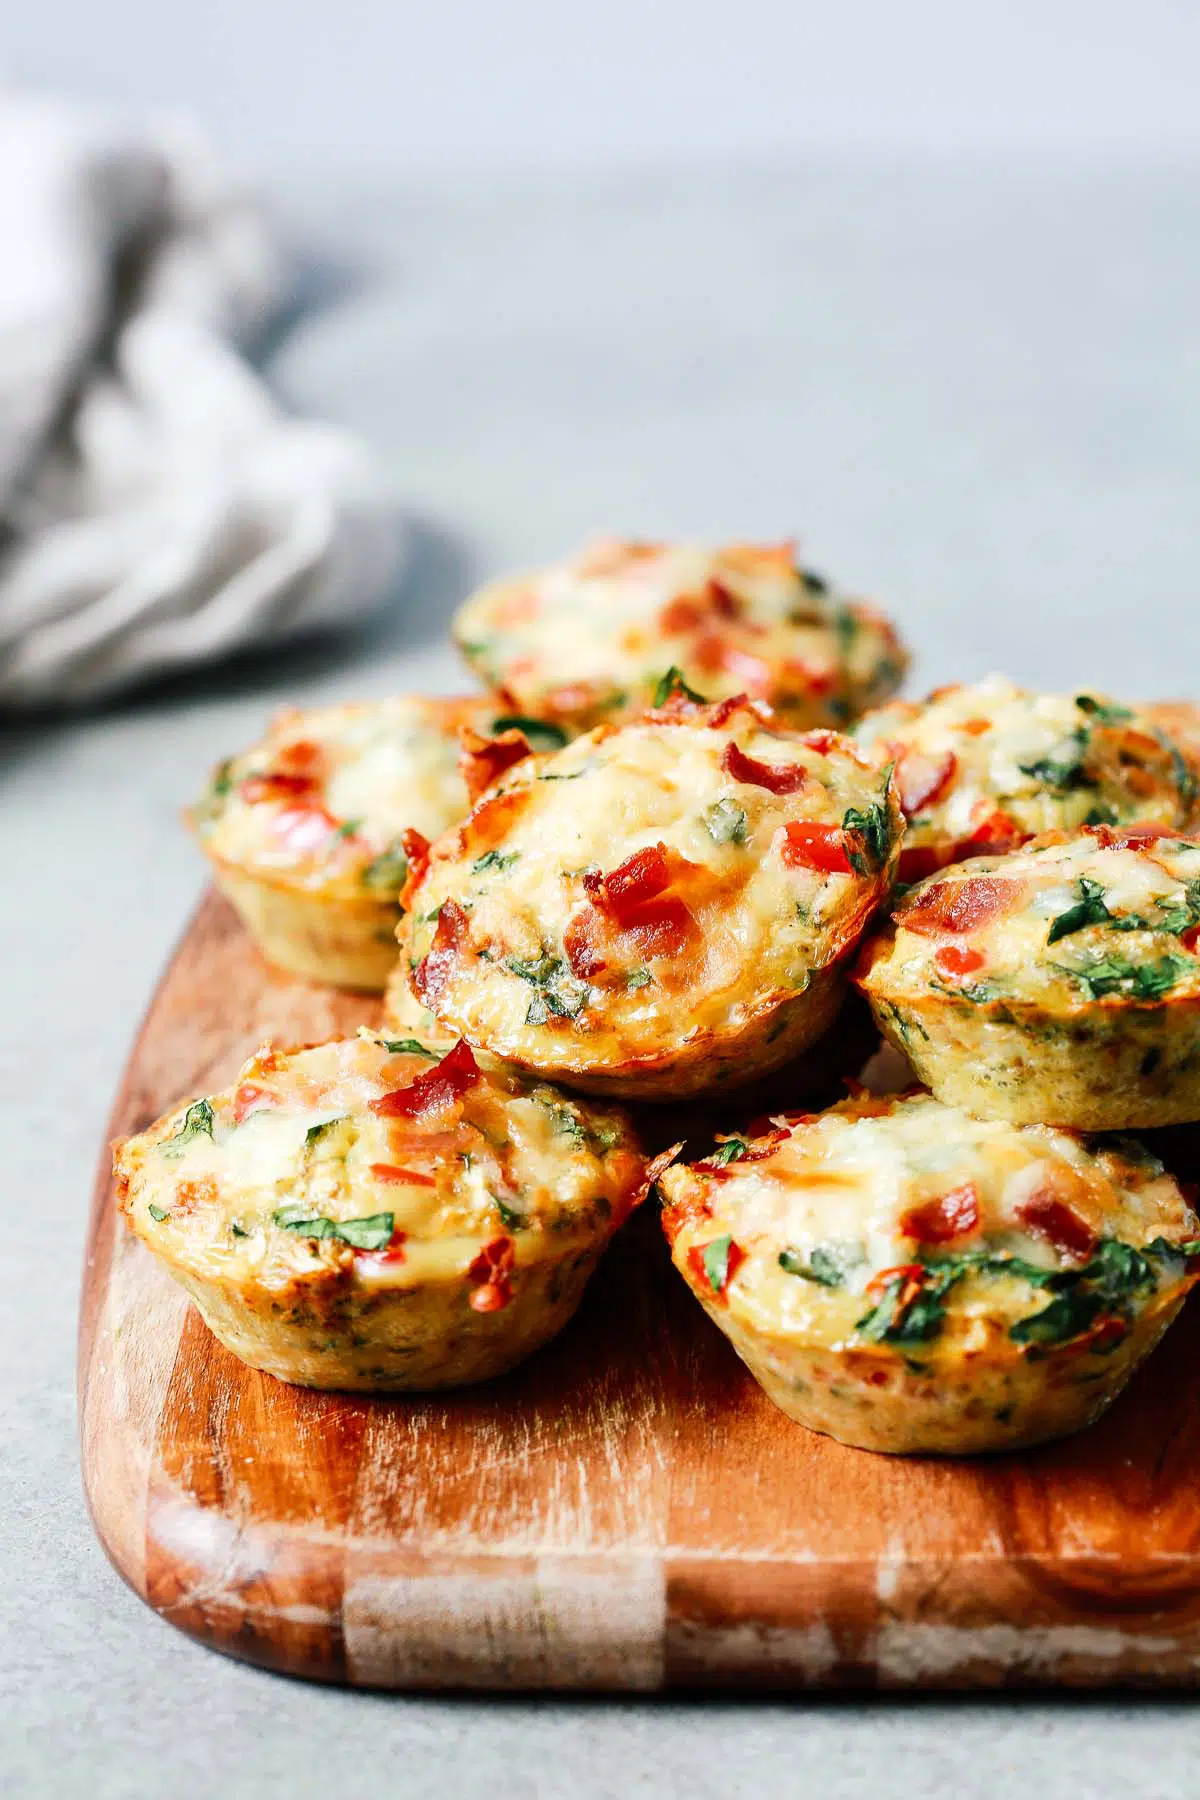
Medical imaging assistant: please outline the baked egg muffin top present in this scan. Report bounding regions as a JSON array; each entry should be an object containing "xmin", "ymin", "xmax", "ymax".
[
  {"xmin": 858, "ymin": 827, "xmax": 1200, "ymax": 1013},
  {"xmin": 855, "ymin": 677, "xmax": 1196, "ymax": 881},
  {"xmin": 114, "ymin": 1032, "xmax": 646, "ymax": 1302},
  {"xmin": 452, "ymin": 538, "xmax": 908, "ymax": 730},
  {"xmin": 189, "ymin": 695, "xmax": 532, "ymax": 901},
  {"xmin": 404, "ymin": 696, "xmax": 902, "ymax": 1068},
  {"xmin": 660, "ymin": 1089, "xmax": 1199, "ymax": 1359}
]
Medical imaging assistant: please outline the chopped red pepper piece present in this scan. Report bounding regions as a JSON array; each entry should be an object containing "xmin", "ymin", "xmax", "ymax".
[
  {"xmin": 370, "ymin": 1037, "xmax": 481, "ymax": 1119},
  {"xmin": 721, "ymin": 739, "xmax": 809, "ymax": 795},
  {"xmin": 959, "ymin": 808, "xmax": 1021, "ymax": 857},
  {"xmin": 778, "ymin": 820, "xmax": 853, "ymax": 874},
  {"xmin": 896, "ymin": 749, "xmax": 957, "ymax": 815},
  {"xmin": 369, "ymin": 1163, "xmax": 438, "ymax": 1187},
  {"xmin": 900, "ymin": 1181, "xmax": 981, "ymax": 1244},
  {"xmin": 232, "ymin": 1083, "xmax": 277, "ymax": 1123},
  {"xmin": 468, "ymin": 1235, "xmax": 515, "ymax": 1311},
  {"xmin": 933, "ymin": 943, "xmax": 985, "ymax": 982},
  {"xmin": 686, "ymin": 1236, "xmax": 746, "ymax": 1301}
]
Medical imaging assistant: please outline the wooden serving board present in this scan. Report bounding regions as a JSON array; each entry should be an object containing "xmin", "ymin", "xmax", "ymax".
[{"xmin": 79, "ymin": 889, "xmax": 1200, "ymax": 1690}]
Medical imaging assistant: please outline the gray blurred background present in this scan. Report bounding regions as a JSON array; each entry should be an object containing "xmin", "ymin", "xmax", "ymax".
[{"xmin": 10, "ymin": 0, "xmax": 1200, "ymax": 171}]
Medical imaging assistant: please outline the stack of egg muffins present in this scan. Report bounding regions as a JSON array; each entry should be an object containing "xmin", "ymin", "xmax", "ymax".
[{"xmin": 114, "ymin": 540, "xmax": 1200, "ymax": 1455}]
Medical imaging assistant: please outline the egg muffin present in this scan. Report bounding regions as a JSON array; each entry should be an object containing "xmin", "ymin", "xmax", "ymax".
[
  {"xmin": 402, "ymin": 694, "xmax": 903, "ymax": 1100},
  {"xmin": 188, "ymin": 695, "xmax": 534, "ymax": 991},
  {"xmin": 856, "ymin": 827, "xmax": 1200, "ymax": 1128},
  {"xmin": 660, "ymin": 1089, "xmax": 1200, "ymax": 1454},
  {"xmin": 113, "ymin": 1032, "xmax": 647, "ymax": 1390},
  {"xmin": 452, "ymin": 538, "xmax": 908, "ymax": 735},
  {"xmin": 855, "ymin": 677, "xmax": 1197, "ymax": 882}
]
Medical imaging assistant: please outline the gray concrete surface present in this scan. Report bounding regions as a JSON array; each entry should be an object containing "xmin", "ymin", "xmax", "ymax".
[{"xmin": 5, "ymin": 156, "xmax": 1200, "ymax": 1796}]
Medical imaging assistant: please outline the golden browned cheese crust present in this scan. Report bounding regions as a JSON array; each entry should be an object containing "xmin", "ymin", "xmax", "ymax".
[
  {"xmin": 402, "ymin": 699, "xmax": 903, "ymax": 1099},
  {"xmin": 856, "ymin": 828, "xmax": 1200, "ymax": 1128},
  {"xmin": 188, "ymin": 695, "xmax": 504, "ymax": 990},
  {"xmin": 452, "ymin": 538, "xmax": 908, "ymax": 734},
  {"xmin": 855, "ymin": 677, "xmax": 1197, "ymax": 882},
  {"xmin": 660, "ymin": 1090, "xmax": 1199, "ymax": 1453},
  {"xmin": 114, "ymin": 1033, "xmax": 647, "ymax": 1390}
]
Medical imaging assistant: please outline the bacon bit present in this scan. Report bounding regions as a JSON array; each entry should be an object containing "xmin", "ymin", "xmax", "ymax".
[
  {"xmin": 370, "ymin": 1163, "xmax": 438, "ymax": 1187},
  {"xmin": 783, "ymin": 659, "xmax": 836, "ymax": 695},
  {"xmin": 1085, "ymin": 822, "xmax": 1178, "ymax": 850},
  {"xmin": 707, "ymin": 578, "xmax": 741, "ymax": 618},
  {"xmin": 900, "ymin": 875, "xmax": 1022, "ymax": 937},
  {"xmin": 659, "ymin": 596, "xmax": 706, "ymax": 633},
  {"xmin": 618, "ymin": 897, "xmax": 695, "ymax": 959},
  {"xmin": 585, "ymin": 843, "xmax": 671, "ymax": 913},
  {"xmin": 706, "ymin": 694, "xmax": 753, "ymax": 728},
  {"xmin": 563, "ymin": 910, "xmax": 607, "ymax": 978},
  {"xmin": 778, "ymin": 820, "xmax": 853, "ymax": 874},
  {"xmin": 458, "ymin": 787, "xmax": 533, "ymax": 863},
  {"xmin": 933, "ymin": 943, "xmax": 985, "ymax": 982},
  {"xmin": 468, "ymin": 1236, "xmax": 515, "ymax": 1311},
  {"xmin": 413, "ymin": 898, "xmax": 469, "ymax": 1006},
  {"xmin": 274, "ymin": 738, "xmax": 325, "ymax": 776},
  {"xmin": 896, "ymin": 749, "xmax": 958, "ymax": 815},
  {"xmin": 865, "ymin": 1263, "xmax": 927, "ymax": 1311},
  {"xmin": 1076, "ymin": 1314, "xmax": 1129, "ymax": 1352},
  {"xmin": 173, "ymin": 1176, "xmax": 218, "ymax": 1214},
  {"xmin": 233, "ymin": 1083, "xmax": 278, "ymax": 1124},
  {"xmin": 1016, "ymin": 1192, "xmax": 1097, "ymax": 1263},
  {"xmin": 900, "ymin": 1181, "xmax": 981, "ymax": 1244},
  {"xmin": 705, "ymin": 641, "xmax": 774, "ymax": 694},
  {"xmin": 396, "ymin": 827, "xmax": 432, "ymax": 910},
  {"xmin": 240, "ymin": 770, "xmax": 319, "ymax": 804},
  {"xmin": 722, "ymin": 740, "xmax": 809, "ymax": 795},
  {"xmin": 272, "ymin": 806, "xmax": 339, "ymax": 855},
  {"xmin": 695, "ymin": 1128, "xmax": 789, "ymax": 1175},
  {"xmin": 686, "ymin": 1237, "xmax": 747, "ymax": 1303},
  {"xmin": 371, "ymin": 1038, "xmax": 481, "ymax": 1119},
  {"xmin": 800, "ymin": 729, "xmax": 840, "ymax": 754},
  {"xmin": 457, "ymin": 726, "xmax": 533, "ymax": 804},
  {"xmin": 960, "ymin": 808, "xmax": 1022, "ymax": 857}
]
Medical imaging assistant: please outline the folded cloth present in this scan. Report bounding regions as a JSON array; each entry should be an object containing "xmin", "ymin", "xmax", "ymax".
[{"xmin": 0, "ymin": 91, "xmax": 404, "ymax": 708}]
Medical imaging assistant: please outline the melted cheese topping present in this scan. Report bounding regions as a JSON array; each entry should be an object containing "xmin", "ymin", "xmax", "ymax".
[
  {"xmin": 861, "ymin": 830, "xmax": 1200, "ymax": 1011},
  {"xmin": 661, "ymin": 1091, "xmax": 1195, "ymax": 1356},
  {"xmin": 191, "ymin": 696, "xmax": 500, "ymax": 898},
  {"xmin": 453, "ymin": 539, "xmax": 908, "ymax": 732},
  {"xmin": 116, "ymin": 1034, "xmax": 645, "ymax": 1290},
  {"xmin": 405, "ymin": 706, "xmax": 902, "ymax": 1068},
  {"xmin": 855, "ymin": 677, "xmax": 1195, "ymax": 877}
]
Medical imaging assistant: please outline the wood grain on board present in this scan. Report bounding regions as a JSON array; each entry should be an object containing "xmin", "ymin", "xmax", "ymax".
[{"xmin": 78, "ymin": 888, "xmax": 1200, "ymax": 1690}]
